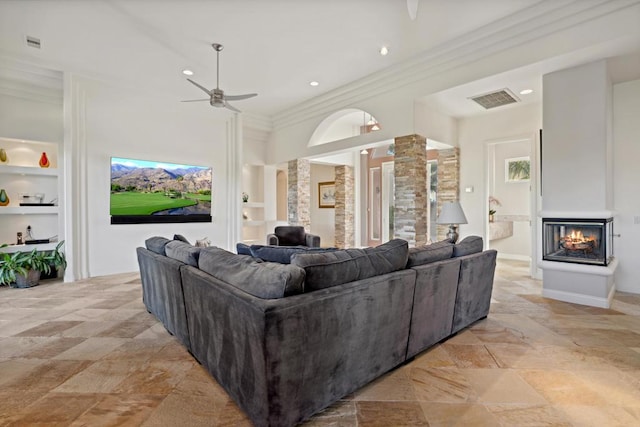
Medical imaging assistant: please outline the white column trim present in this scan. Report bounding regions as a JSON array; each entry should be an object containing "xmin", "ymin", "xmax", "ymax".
[
  {"xmin": 62, "ymin": 73, "xmax": 90, "ymax": 280},
  {"xmin": 226, "ymin": 114, "xmax": 243, "ymax": 249}
]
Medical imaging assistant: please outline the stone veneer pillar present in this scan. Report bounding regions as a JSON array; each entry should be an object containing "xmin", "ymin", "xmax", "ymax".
[
  {"xmin": 287, "ymin": 159, "xmax": 311, "ymax": 230},
  {"xmin": 394, "ymin": 134, "xmax": 427, "ymax": 247},
  {"xmin": 334, "ymin": 165, "xmax": 354, "ymax": 249},
  {"xmin": 436, "ymin": 148, "xmax": 460, "ymax": 241}
]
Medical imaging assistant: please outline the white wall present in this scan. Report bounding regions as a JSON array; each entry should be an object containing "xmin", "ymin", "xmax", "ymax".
[
  {"xmin": 310, "ymin": 163, "xmax": 335, "ymax": 247},
  {"xmin": 0, "ymin": 94, "xmax": 63, "ymax": 143},
  {"xmin": 74, "ymin": 77, "xmax": 229, "ymax": 277},
  {"xmin": 457, "ymin": 103, "xmax": 541, "ymax": 240},
  {"xmin": 542, "ymin": 61, "xmax": 611, "ymax": 212},
  {"xmin": 613, "ymin": 79, "xmax": 640, "ymax": 294},
  {"xmin": 414, "ymin": 102, "xmax": 458, "ymax": 146}
]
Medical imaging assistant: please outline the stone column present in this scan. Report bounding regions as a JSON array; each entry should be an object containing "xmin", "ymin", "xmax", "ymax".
[
  {"xmin": 334, "ymin": 165, "xmax": 354, "ymax": 248},
  {"xmin": 287, "ymin": 159, "xmax": 311, "ymax": 230},
  {"xmin": 394, "ymin": 134, "xmax": 427, "ymax": 247},
  {"xmin": 436, "ymin": 148, "xmax": 460, "ymax": 241}
]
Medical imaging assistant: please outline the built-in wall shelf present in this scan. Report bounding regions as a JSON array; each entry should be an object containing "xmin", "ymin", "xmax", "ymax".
[
  {"xmin": 0, "ymin": 165, "xmax": 59, "ymax": 177},
  {"xmin": 0, "ymin": 242, "xmax": 59, "ymax": 253},
  {"xmin": 0, "ymin": 206, "xmax": 59, "ymax": 215},
  {"xmin": 0, "ymin": 136, "xmax": 62, "ymax": 250}
]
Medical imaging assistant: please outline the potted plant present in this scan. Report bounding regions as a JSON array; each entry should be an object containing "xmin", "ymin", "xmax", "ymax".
[{"xmin": 0, "ymin": 241, "xmax": 66, "ymax": 288}]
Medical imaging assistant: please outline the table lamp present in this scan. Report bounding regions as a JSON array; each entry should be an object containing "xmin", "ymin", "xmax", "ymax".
[{"xmin": 436, "ymin": 201, "xmax": 468, "ymax": 243}]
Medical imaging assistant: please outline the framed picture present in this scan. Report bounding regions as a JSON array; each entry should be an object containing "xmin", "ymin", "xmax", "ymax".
[
  {"xmin": 505, "ymin": 156, "xmax": 530, "ymax": 182},
  {"xmin": 318, "ymin": 181, "xmax": 335, "ymax": 208}
]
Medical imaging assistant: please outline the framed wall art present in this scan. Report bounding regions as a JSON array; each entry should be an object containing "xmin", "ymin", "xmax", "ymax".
[
  {"xmin": 505, "ymin": 156, "xmax": 530, "ymax": 182},
  {"xmin": 318, "ymin": 181, "xmax": 335, "ymax": 208}
]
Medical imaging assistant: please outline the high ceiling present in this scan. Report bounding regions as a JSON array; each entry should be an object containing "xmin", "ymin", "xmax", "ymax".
[{"xmin": 0, "ymin": 0, "xmax": 638, "ymax": 119}]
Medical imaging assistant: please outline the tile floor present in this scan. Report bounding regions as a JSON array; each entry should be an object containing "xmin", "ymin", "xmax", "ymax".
[{"xmin": 1, "ymin": 260, "xmax": 639, "ymax": 426}]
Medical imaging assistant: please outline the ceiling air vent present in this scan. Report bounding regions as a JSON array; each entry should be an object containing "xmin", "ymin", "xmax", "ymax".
[
  {"xmin": 469, "ymin": 88, "xmax": 519, "ymax": 109},
  {"xmin": 26, "ymin": 36, "xmax": 41, "ymax": 49}
]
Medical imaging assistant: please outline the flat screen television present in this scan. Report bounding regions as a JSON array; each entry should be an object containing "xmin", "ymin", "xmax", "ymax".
[{"xmin": 110, "ymin": 157, "xmax": 212, "ymax": 224}]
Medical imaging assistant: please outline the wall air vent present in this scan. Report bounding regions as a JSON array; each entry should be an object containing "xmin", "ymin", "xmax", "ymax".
[
  {"xmin": 26, "ymin": 36, "xmax": 41, "ymax": 49},
  {"xmin": 469, "ymin": 88, "xmax": 519, "ymax": 109}
]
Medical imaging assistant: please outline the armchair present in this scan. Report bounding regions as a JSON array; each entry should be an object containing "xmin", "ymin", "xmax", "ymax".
[{"xmin": 267, "ymin": 226, "xmax": 321, "ymax": 248}]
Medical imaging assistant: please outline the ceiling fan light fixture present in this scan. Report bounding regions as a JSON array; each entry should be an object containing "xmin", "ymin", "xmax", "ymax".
[{"xmin": 361, "ymin": 149, "xmax": 369, "ymax": 155}]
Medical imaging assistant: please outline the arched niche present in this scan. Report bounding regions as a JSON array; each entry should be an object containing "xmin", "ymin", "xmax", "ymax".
[{"xmin": 308, "ymin": 108, "xmax": 381, "ymax": 147}]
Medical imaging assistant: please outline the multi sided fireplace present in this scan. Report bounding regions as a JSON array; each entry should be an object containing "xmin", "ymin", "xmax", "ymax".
[{"xmin": 542, "ymin": 218, "xmax": 613, "ymax": 266}]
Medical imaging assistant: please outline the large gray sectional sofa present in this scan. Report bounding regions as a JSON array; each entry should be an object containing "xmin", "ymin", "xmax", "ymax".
[{"xmin": 137, "ymin": 236, "xmax": 497, "ymax": 427}]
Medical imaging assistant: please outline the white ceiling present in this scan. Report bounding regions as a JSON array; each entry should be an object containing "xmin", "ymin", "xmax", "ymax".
[{"xmin": 0, "ymin": 0, "xmax": 638, "ymax": 119}]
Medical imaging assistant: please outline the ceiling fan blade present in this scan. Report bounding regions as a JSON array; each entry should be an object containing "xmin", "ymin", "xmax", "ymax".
[
  {"xmin": 186, "ymin": 78, "xmax": 212, "ymax": 95},
  {"xmin": 224, "ymin": 102, "xmax": 241, "ymax": 113},
  {"xmin": 181, "ymin": 99, "xmax": 210, "ymax": 102},
  {"xmin": 225, "ymin": 93, "xmax": 258, "ymax": 101}
]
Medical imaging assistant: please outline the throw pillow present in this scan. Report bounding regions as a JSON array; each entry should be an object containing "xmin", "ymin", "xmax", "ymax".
[
  {"xmin": 195, "ymin": 237, "xmax": 211, "ymax": 247},
  {"xmin": 453, "ymin": 236, "xmax": 483, "ymax": 257},
  {"xmin": 173, "ymin": 234, "xmax": 191, "ymax": 245},
  {"xmin": 236, "ymin": 242, "xmax": 252, "ymax": 255},
  {"xmin": 406, "ymin": 240, "xmax": 454, "ymax": 267},
  {"xmin": 145, "ymin": 236, "xmax": 171, "ymax": 255}
]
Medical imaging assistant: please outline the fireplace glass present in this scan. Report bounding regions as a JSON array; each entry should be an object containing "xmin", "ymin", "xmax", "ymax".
[{"xmin": 542, "ymin": 218, "xmax": 613, "ymax": 266}]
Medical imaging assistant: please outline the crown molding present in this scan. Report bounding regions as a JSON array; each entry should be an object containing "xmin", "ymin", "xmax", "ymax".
[
  {"xmin": 271, "ymin": 0, "xmax": 639, "ymax": 131},
  {"xmin": 0, "ymin": 54, "xmax": 63, "ymax": 104}
]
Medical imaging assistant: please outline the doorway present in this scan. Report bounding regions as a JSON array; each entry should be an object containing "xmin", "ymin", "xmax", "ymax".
[{"xmin": 486, "ymin": 137, "xmax": 535, "ymax": 273}]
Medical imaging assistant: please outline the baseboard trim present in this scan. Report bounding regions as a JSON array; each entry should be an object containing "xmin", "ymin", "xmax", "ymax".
[{"xmin": 542, "ymin": 285, "xmax": 615, "ymax": 309}]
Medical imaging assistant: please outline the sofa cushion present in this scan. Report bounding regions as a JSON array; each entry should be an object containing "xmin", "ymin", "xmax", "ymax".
[
  {"xmin": 145, "ymin": 236, "xmax": 171, "ymax": 255},
  {"xmin": 406, "ymin": 240, "xmax": 454, "ymax": 267},
  {"xmin": 198, "ymin": 247, "xmax": 305, "ymax": 298},
  {"xmin": 291, "ymin": 238, "xmax": 408, "ymax": 292},
  {"xmin": 165, "ymin": 240, "xmax": 201, "ymax": 267},
  {"xmin": 249, "ymin": 245, "xmax": 337, "ymax": 264},
  {"xmin": 453, "ymin": 236, "xmax": 484, "ymax": 257}
]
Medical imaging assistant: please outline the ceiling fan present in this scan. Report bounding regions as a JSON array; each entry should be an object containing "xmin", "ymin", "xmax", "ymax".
[{"xmin": 182, "ymin": 43, "xmax": 257, "ymax": 113}]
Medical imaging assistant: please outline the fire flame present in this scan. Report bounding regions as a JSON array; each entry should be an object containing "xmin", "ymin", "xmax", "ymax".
[{"xmin": 564, "ymin": 229, "xmax": 595, "ymax": 243}]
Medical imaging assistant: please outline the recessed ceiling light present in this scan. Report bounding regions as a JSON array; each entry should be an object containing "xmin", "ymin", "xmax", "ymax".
[
  {"xmin": 379, "ymin": 46, "xmax": 389, "ymax": 56},
  {"xmin": 310, "ymin": 81, "xmax": 319, "ymax": 87},
  {"xmin": 182, "ymin": 69, "xmax": 194, "ymax": 76},
  {"xmin": 519, "ymin": 89, "xmax": 533, "ymax": 95}
]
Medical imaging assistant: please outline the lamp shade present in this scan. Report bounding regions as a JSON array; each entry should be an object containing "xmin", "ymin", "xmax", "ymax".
[{"xmin": 436, "ymin": 201, "xmax": 468, "ymax": 225}]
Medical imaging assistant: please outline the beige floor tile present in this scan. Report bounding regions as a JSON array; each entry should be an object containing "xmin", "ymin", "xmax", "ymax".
[
  {"xmin": 0, "ymin": 358, "xmax": 45, "ymax": 387},
  {"xmin": 112, "ymin": 360, "xmax": 194, "ymax": 394},
  {"xmin": 3, "ymin": 359, "xmax": 92, "ymax": 392},
  {"xmin": 53, "ymin": 336, "xmax": 129, "ymax": 360},
  {"xmin": 69, "ymin": 393, "xmax": 164, "ymax": 427},
  {"xmin": 356, "ymin": 401, "xmax": 429, "ymax": 427},
  {"xmin": 60, "ymin": 319, "xmax": 123, "ymax": 338},
  {"xmin": 14, "ymin": 320, "xmax": 84, "ymax": 337},
  {"xmin": 0, "ymin": 319, "xmax": 48, "ymax": 337},
  {"xmin": 445, "ymin": 329, "xmax": 483, "ymax": 345},
  {"xmin": 411, "ymin": 344, "xmax": 457, "ymax": 369},
  {"xmin": 5, "ymin": 392, "xmax": 104, "ymax": 426},
  {"xmin": 410, "ymin": 367, "xmax": 478, "ymax": 403},
  {"xmin": 420, "ymin": 402, "xmax": 500, "ymax": 427},
  {"xmin": 555, "ymin": 404, "xmax": 640, "ymax": 427},
  {"xmin": 442, "ymin": 344, "xmax": 500, "ymax": 368},
  {"xmin": 354, "ymin": 366, "xmax": 416, "ymax": 401},
  {"xmin": 54, "ymin": 359, "xmax": 134, "ymax": 393},
  {"xmin": 461, "ymin": 368, "xmax": 547, "ymax": 405},
  {"xmin": 518, "ymin": 370, "xmax": 608, "ymax": 406},
  {"xmin": 486, "ymin": 403, "xmax": 572, "ymax": 426},
  {"xmin": 570, "ymin": 369, "xmax": 640, "ymax": 408}
]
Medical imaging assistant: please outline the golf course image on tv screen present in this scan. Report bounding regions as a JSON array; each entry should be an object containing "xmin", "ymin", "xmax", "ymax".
[{"xmin": 110, "ymin": 157, "xmax": 212, "ymax": 224}]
